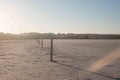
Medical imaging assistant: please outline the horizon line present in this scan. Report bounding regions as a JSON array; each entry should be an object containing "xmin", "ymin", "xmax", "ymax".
[{"xmin": 0, "ymin": 32, "xmax": 120, "ymax": 35}]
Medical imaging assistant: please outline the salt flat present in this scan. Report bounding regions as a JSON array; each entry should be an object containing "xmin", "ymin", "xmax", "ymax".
[{"xmin": 0, "ymin": 39, "xmax": 120, "ymax": 80}]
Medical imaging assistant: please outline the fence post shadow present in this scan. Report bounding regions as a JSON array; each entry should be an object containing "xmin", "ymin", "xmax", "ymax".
[{"xmin": 53, "ymin": 60, "xmax": 117, "ymax": 80}]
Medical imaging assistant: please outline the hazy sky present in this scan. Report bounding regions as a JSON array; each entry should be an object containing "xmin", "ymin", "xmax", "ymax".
[{"xmin": 0, "ymin": 0, "xmax": 120, "ymax": 34}]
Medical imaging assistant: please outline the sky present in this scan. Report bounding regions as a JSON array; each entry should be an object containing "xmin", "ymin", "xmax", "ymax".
[{"xmin": 0, "ymin": 0, "xmax": 120, "ymax": 34}]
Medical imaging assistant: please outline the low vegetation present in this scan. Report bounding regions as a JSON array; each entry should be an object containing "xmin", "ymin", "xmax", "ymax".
[{"xmin": 0, "ymin": 32, "xmax": 120, "ymax": 40}]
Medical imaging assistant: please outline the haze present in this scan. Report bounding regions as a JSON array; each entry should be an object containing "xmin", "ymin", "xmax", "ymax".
[{"xmin": 0, "ymin": 0, "xmax": 120, "ymax": 34}]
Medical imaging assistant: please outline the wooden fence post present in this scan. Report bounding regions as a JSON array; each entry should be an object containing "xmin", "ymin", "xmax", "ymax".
[
  {"xmin": 38, "ymin": 39, "xmax": 40, "ymax": 45},
  {"xmin": 41, "ymin": 39, "xmax": 43, "ymax": 48},
  {"xmin": 50, "ymin": 37, "xmax": 53, "ymax": 61}
]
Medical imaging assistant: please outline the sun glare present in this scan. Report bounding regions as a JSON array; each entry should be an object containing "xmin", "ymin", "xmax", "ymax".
[{"xmin": 0, "ymin": 4, "xmax": 20, "ymax": 34}]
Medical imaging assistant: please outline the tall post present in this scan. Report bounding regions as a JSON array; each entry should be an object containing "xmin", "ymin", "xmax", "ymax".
[
  {"xmin": 39, "ymin": 39, "xmax": 41, "ymax": 45},
  {"xmin": 50, "ymin": 37, "xmax": 53, "ymax": 61},
  {"xmin": 41, "ymin": 39, "xmax": 43, "ymax": 48},
  {"xmin": 38, "ymin": 39, "xmax": 40, "ymax": 45}
]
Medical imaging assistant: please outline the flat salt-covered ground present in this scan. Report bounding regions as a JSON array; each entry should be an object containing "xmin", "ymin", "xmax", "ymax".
[{"xmin": 0, "ymin": 39, "xmax": 120, "ymax": 80}]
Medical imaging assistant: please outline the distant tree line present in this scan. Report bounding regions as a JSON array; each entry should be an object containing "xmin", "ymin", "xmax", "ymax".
[{"xmin": 0, "ymin": 32, "xmax": 120, "ymax": 40}]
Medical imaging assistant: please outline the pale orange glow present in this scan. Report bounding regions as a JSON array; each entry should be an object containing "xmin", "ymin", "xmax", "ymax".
[
  {"xmin": 79, "ymin": 47, "xmax": 120, "ymax": 79},
  {"xmin": 88, "ymin": 47, "xmax": 120, "ymax": 72}
]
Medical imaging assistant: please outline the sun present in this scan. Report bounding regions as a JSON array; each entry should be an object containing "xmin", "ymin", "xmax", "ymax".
[{"xmin": 0, "ymin": 4, "xmax": 19, "ymax": 34}]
